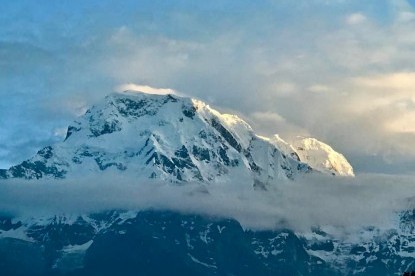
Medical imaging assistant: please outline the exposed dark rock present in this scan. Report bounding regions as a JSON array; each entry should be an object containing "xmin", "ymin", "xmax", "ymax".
[
  {"xmin": 94, "ymin": 157, "xmax": 127, "ymax": 171},
  {"xmin": 7, "ymin": 160, "xmax": 66, "ymax": 179},
  {"xmin": 0, "ymin": 169, "xmax": 7, "ymax": 179},
  {"xmin": 211, "ymin": 118, "xmax": 242, "ymax": 153},
  {"xmin": 90, "ymin": 119, "xmax": 122, "ymax": 137},
  {"xmin": 192, "ymin": 146, "xmax": 211, "ymax": 162},
  {"xmin": 182, "ymin": 103, "xmax": 197, "ymax": 119},
  {"xmin": 115, "ymin": 98, "xmax": 149, "ymax": 117},
  {"xmin": 37, "ymin": 146, "xmax": 53, "ymax": 159},
  {"xmin": 0, "ymin": 217, "xmax": 22, "ymax": 231},
  {"xmin": 64, "ymin": 125, "xmax": 81, "ymax": 141},
  {"xmin": 114, "ymin": 94, "xmax": 177, "ymax": 119}
]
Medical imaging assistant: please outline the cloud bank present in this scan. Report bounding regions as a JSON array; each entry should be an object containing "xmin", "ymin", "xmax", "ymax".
[{"xmin": 0, "ymin": 173, "xmax": 413, "ymax": 234}]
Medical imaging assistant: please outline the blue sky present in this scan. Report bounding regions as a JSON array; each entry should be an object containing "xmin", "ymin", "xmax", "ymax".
[{"xmin": 1, "ymin": 0, "xmax": 415, "ymax": 174}]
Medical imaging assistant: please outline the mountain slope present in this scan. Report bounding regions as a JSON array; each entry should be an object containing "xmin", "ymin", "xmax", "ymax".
[
  {"xmin": 290, "ymin": 137, "xmax": 354, "ymax": 176},
  {"xmin": 0, "ymin": 92, "xmax": 312, "ymax": 187},
  {"xmin": 263, "ymin": 134, "xmax": 354, "ymax": 177},
  {"xmin": 0, "ymin": 209, "xmax": 413, "ymax": 276}
]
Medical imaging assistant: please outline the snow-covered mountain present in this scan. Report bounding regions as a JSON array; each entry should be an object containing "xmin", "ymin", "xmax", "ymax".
[
  {"xmin": 0, "ymin": 209, "xmax": 413, "ymax": 275},
  {"xmin": 0, "ymin": 91, "xmax": 413, "ymax": 276},
  {"xmin": 0, "ymin": 91, "xmax": 320, "ymax": 187},
  {"xmin": 268, "ymin": 135, "xmax": 354, "ymax": 177}
]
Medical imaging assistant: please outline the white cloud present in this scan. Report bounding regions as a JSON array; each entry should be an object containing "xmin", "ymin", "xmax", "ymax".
[
  {"xmin": 53, "ymin": 127, "xmax": 68, "ymax": 138},
  {"xmin": 115, "ymin": 84, "xmax": 177, "ymax": 96},
  {"xmin": 354, "ymin": 72, "xmax": 415, "ymax": 91},
  {"xmin": 348, "ymin": 73, "xmax": 415, "ymax": 135},
  {"xmin": 384, "ymin": 111, "xmax": 415, "ymax": 134},
  {"xmin": 64, "ymin": 99, "xmax": 88, "ymax": 117},
  {"xmin": 345, "ymin": 13, "xmax": 367, "ymax": 25},
  {"xmin": 249, "ymin": 111, "xmax": 309, "ymax": 139},
  {"xmin": 271, "ymin": 82, "xmax": 298, "ymax": 96},
  {"xmin": 308, "ymin": 84, "xmax": 330, "ymax": 93},
  {"xmin": 252, "ymin": 111, "xmax": 286, "ymax": 123},
  {"xmin": 0, "ymin": 173, "xmax": 414, "ymax": 233},
  {"xmin": 397, "ymin": 11, "xmax": 415, "ymax": 22}
]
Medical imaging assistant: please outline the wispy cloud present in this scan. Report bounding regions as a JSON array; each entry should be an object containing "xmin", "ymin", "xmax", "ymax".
[
  {"xmin": 115, "ymin": 84, "xmax": 177, "ymax": 95},
  {"xmin": 345, "ymin": 12, "xmax": 367, "ymax": 25}
]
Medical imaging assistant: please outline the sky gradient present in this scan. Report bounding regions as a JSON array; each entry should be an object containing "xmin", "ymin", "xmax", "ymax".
[{"xmin": 1, "ymin": 0, "xmax": 415, "ymax": 174}]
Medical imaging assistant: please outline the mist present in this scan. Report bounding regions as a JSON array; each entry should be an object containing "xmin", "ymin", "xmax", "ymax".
[{"xmin": 0, "ymin": 173, "xmax": 413, "ymax": 234}]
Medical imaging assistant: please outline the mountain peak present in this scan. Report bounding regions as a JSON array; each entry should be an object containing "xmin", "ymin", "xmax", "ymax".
[
  {"xmin": 0, "ymin": 91, "xmax": 354, "ymax": 183},
  {"xmin": 290, "ymin": 136, "xmax": 354, "ymax": 176},
  {"xmin": 1, "ymin": 92, "xmax": 312, "ymax": 186}
]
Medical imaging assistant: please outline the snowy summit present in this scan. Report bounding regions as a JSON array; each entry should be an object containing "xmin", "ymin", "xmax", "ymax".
[{"xmin": 0, "ymin": 91, "xmax": 354, "ymax": 186}]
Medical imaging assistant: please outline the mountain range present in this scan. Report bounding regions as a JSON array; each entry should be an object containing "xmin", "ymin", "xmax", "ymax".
[{"xmin": 0, "ymin": 91, "xmax": 413, "ymax": 276}]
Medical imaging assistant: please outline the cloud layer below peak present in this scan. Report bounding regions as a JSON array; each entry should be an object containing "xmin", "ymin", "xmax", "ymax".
[{"xmin": 0, "ymin": 173, "xmax": 413, "ymax": 234}]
